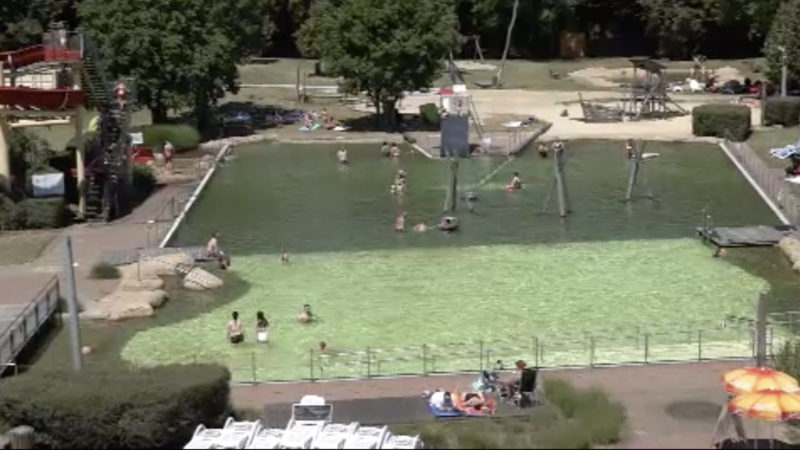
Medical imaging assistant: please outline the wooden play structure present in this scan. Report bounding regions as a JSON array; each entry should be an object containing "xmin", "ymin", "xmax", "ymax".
[
  {"xmin": 620, "ymin": 58, "xmax": 687, "ymax": 120},
  {"xmin": 0, "ymin": 24, "xmax": 135, "ymax": 221}
]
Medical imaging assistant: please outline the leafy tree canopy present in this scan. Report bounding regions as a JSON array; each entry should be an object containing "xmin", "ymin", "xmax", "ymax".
[
  {"xmin": 298, "ymin": 0, "xmax": 458, "ymax": 127},
  {"xmin": 0, "ymin": 0, "xmax": 68, "ymax": 50},
  {"xmin": 78, "ymin": 0, "xmax": 270, "ymax": 124},
  {"xmin": 764, "ymin": 0, "xmax": 800, "ymax": 87}
]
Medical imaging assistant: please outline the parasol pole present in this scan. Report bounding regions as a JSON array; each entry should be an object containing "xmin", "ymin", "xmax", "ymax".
[{"xmin": 756, "ymin": 291, "xmax": 768, "ymax": 367}]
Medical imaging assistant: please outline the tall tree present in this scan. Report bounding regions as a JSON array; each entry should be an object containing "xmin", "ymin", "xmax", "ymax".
[
  {"xmin": 78, "ymin": 0, "xmax": 269, "ymax": 125},
  {"xmin": 297, "ymin": 0, "xmax": 458, "ymax": 128},
  {"xmin": 0, "ymin": 0, "xmax": 68, "ymax": 50},
  {"xmin": 764, "ymin": 0, "xmax": 800, "ymax": 88},
  {"xmin": 496, "ymin": 0, "xmax": 520, "ymax": 87},
  {"xmin": 637, "ymin": 0, "xmax": 717, "ymax": 58}
]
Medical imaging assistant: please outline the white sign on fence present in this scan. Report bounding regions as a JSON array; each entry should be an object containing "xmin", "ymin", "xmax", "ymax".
[
  {"xmin": 130, "ymin": 132, "xmax": 144, "ymax": 145},
  {"xmin": 31, "ymin": 173, "xmax": 65, "ymax": 197}
]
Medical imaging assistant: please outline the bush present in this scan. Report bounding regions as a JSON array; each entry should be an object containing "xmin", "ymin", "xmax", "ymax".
[
  {"xmin": 0, "ymin": 364, "xmax": 231, "ymax": 449},
  {"xmin": 0, "ymin": 193, "xmax": 15, "ymax": 230},
  {"xmin": 543, "ymin": 378, "xmax": 625, "ymax": 445},
  {"xmin": 13, "ymin": 197, "xmax": 67, "ymax": 229},
  {"xmin": 136, "ymin": 124, "xmax": 201, "ymax": 153},
  {"xmin": 692, "ymin": 104, "xmax": 751, "ymax": 141},
  {"xmin": 132, "ymin": 165, "xmax": 157, "ymax": 205},
  {"xmin": 89, "ymin": 262, "xmax": 121, "ymax": 279},
  {"xmin": 419, "ymin": 103, "xmax": 440, "ymax": 126},
  {"xmin": 765, "ymin": 97, "xmax": 800, "ymax": 126}
]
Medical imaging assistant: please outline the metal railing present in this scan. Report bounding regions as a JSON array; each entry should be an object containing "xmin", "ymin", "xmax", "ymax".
[
  {"xmin": 722, "ymin": 133, "xmax": 800, "ymax": 224},
  {"xmin": 221, "ymin": 314, "xmax": 798, "ymax": 384},
  {"xmin": 0, "ymin": 276, "xmax": 60, "ymax": 370}
]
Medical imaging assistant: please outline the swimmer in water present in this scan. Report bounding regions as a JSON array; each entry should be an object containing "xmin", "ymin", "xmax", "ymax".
[
  {"xmin": 390, "ymin": 143, "xmax": 401, "ymax": 157},
  {"xmin": 395, "ymin": 212, "xmax": 407, "ymax": 232},
  {"xmin": 336, "ymin": 146, "xmax": 348, "ymax": 164},
  {"xmin": 280, "ymin": 248, "xmax": 290, "ymax": 264},
  {"xmin": 625, "ymin": 139, "xmax": 635, "ymax": 159},
  {"xmin": 413, "ymin": 222, "xmax": 428, "ymax": 232},
  {"xmin": 380, "ymin": 141, "xmax": 391, "ymax": 157},
  {"xmin": 510, "ymin": 172, "xmax": 522, "ymax": 190},
  {"xmin": 538, "ymin": 143, "xmax": 548, "ymax": 158}
]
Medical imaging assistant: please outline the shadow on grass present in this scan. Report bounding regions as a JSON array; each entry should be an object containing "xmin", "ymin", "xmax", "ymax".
[
  {"xmin": 17, "ymin": 268, "xmax": 252, "ymax": 374},
  {"xmin": 342, "ymin": 113, "xmax": 439, "ymax": 133}
]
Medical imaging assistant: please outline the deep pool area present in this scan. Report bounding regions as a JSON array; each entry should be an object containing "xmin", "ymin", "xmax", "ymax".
[{"xmin": 115, "ymin": 140, "xmax": 800, "ymax": 381}]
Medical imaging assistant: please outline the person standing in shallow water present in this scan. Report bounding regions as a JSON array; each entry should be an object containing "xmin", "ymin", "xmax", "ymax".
[
  {"xmin": 256, "ymin": 311, "xmax": 269, "ymax": 343},
  {"xmin": 227, "ymin": 311, "xmax": 244, "ymax": 344},
  {"xmin": 380, "ymin": 141, "xmax": 390, "ymax": 157}
]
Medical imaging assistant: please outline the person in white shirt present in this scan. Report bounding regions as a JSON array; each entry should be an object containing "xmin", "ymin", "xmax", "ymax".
[
  {"xmin": 336, "ymin": 147, "xmax": 348, "ymax": 164},
  {"xmin": 428, "ymin": 390, "xmax": 452, "ymax": 411},
  {"xmin": 206, "ymin": 233, "xmax": 220, "ymax": 257}
]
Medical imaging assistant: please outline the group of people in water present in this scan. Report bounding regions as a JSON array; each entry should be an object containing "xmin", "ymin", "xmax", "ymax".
[{"xmin": 225, "ymin": 304, "xmax": 316, "ymax": 344}]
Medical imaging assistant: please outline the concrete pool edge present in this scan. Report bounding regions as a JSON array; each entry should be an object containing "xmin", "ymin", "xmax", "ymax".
[
  {"xmin": 159, "ymin": 143, "xmax": 231, "ymax": 248},
  {"xmin": 718, "ymin": 141, "xmax": 790, "ymax": 225}
]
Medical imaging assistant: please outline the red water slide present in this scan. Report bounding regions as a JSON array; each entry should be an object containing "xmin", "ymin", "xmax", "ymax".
[{"xmin": 0, "ymin": 43, "xmax": 84, "ymax": 111}]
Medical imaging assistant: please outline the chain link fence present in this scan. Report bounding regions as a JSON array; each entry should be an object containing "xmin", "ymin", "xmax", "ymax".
[{"xmin": 221, "ymin": 314, "xmax": 799, "ymax": 384}]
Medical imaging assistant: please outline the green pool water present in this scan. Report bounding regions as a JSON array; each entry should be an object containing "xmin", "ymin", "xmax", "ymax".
[{"xmin": 117, "ymin": 140, "xmax": 800, "ymax": 381}]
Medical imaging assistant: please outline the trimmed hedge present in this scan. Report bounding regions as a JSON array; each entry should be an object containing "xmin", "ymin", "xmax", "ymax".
[
  {"xmin": 14, "ymin": 198, "xmax": 67, "ymax": 229},
  {"xmin": 0, "ymin": 364, "xmax": 231, "ymax": 449},
  {"xmin": 136, "ymin": 124, "xmax": 201, "ymax": 153},
  {"xmin": 765, "ymin": 97, "xmax": 800, "ymax": 127},
  {"xmin": 0, "ymin": 193, "xmax": 15, "ymax": 230},
  {"xmin": 0, "ymin": 195, "xmax": 66, "ymax": 230},
  {"xmin": 132, "ymin": 164, "xmax": 157, "ymax": 205},
  {"xmin": 419, "ymin": 103, "xmax": 440, "ymax": 126},
  {"xmin": 692, "ymin": 104, "xmax": 751, "ymax": 141}
]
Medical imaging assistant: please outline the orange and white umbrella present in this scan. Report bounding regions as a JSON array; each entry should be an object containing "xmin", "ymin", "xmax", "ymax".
[
  {"xmin": 728, "ymin": 389, "xmax": 800, "ymax": 421},
  {"xmin": 723, "ymin": 366, "xmax": 800, "ymax": 395}
]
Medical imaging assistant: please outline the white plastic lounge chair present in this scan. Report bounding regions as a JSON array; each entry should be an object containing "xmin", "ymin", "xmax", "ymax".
[
  {"xmin": 382, "ymin": 435, "xmax": 424, "ymax": 450},
  {"xmin": 278, "ymin": 396, "xmax": 333, "ymax": 449},
  {"xmin": 246, "ymin": 423, "xmax": 284, "ymax": 449},
  {"xmin": 183, "ymin": 424, "xmax": 226, "ymax": 449},
  {"xmin": 310, "ymin": 422, "xmax": 358, "ymax": 449},
  {"xmin": 217, "ymin": 419, "xmax": 259, "ymax": 449},
  {"xmin": 343, "ymin": 425, "xmax": 391, "ymax": 449}
]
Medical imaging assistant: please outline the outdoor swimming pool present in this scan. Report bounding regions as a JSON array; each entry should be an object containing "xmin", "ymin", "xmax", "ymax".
[{"xmin": 119, "ymin": 140, "xmax": 800, "ymax": 381}]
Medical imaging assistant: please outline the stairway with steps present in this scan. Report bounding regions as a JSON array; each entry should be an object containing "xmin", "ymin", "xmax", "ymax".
[{"xmin": 78, "ymin": 33, "xmax": 133, "ymax": 222}]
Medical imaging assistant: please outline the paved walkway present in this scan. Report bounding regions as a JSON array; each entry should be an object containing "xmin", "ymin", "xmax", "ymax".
[{"xmin": 231, "ymin": 360, "xmax": 788, "ymax": 449}]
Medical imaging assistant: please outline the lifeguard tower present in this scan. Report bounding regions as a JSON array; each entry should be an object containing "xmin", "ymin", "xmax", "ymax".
[
  {"xmin": 620, "ymin": 57, "xmax": 686, "ymax": 120},
  {"xmin": 0, "ymin": 23, "xmax": 134, "ymax": 221},
  {"xmin": 439, "ymin": 85, "xmax": 488, "ymax": 158}
]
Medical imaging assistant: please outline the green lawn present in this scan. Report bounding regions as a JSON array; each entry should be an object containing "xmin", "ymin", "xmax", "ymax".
[
  {"xmin": 0, "ymin": 230, "xmax": 58, "ymax": 266},
  {"xmin": 122, "ymin": 238, "xmax": 766, "ymax": 381},
  {"xmin": 238, "ymin": 57, "xmax": 765, "ymax": 92},
  {"xmin": 748, "ymin": 125, "xmax": 800, "ymax": 170}
]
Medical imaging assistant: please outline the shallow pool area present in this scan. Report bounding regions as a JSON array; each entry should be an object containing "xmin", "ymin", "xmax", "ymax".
[{"xmin": 118, "ymin": 140, "xmax": 800, "ymax": 381}]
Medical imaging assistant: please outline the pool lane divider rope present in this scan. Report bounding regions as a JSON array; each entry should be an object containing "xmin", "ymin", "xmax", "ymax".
[{"xmin": 159, "ymin": 144, "xmax": 231, "ymax": 248}]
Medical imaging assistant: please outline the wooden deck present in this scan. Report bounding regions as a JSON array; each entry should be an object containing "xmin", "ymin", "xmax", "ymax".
[
  {"xmin": 0, "ymin": 273, "xmax": 60, "ymax": 371},
  {"xmin": 696, "ymin": 225, "xmax": 800, "ymax": 247}
]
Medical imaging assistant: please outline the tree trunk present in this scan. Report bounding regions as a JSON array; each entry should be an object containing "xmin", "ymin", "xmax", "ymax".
[
  {"xmin": 372, "ymin": 94, "xmax": 383, "ymax": 128},
  {"xmin": 383, "ymin": 99, "xmax": 398, "ymax": 131},
  {"xmin": 496, "ymin": 0, "xmax": 520, "ymax": 88},
  {"xmin": 150, "ymin": 90, "xmax": 168, "ymax": 124}
]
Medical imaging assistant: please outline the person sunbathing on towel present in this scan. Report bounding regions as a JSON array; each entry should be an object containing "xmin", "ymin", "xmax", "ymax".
[{"xmin": 427, "ymin": 390, "xmax": 455, "ymax": 411}]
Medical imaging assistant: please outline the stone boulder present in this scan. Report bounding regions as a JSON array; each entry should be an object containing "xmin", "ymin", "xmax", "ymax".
[
  {"xmin": 778, "ymin": 237, "xmax": 800, "ymax": 270},
  {"xmin": 183, "ymin": 267, "xmax": 223, "ymax": 290},
  {"xmin": 119, "ymin": 276, "xmax": 165, "ymax": 292},
  {"xmin": 84, "ymin": 289, "xmax": 168, "ymax": 321}
]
